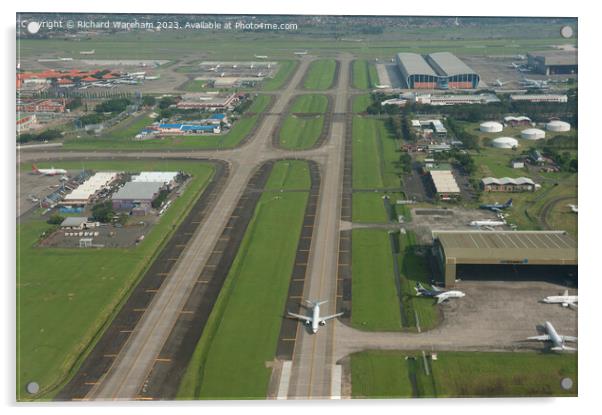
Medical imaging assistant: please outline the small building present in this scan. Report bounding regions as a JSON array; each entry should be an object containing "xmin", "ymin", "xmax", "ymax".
[
  {"xmin": 112, "ymin": 181, "xmax": 164, "ymax": 212},
  {"xmin": 510, "ymin": 160, "xmax": 525, "ymax": 169},
  {"xmin": 131, "ymin": 172, "xmax": 179, "ymax": 188},
  {"xmin": 503, "ymin": 116, "xmax": 532, "ymax": 127},
  {"xmin": 481, "ymin": 177, "xmax": 538, "ymax": 192},
  {"xmin": 60, "ymin": 217, "xmax": 99, "ymax": 230}
]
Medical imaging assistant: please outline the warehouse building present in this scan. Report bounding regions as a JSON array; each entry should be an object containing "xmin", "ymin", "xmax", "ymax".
[
  {"xmin": 429, "ymin": 170, "xmax": 461, "ymax": 200},
  {"xmin": 62, "ymin": 172, "xmax": 119, "ymax": 206},
  {"xmin": 432, "ymin": 230, "xmax": 577, "ymax": 287},
  {"xmin": 527, "ymin": 51, "xmax": 577, "ymax": 75},
  {"xmin": 410, "ymin": 93, "xmax": 500, "ymax": 106},
  {"xmin": 510, "ymin": 94, "xmax": 568, "ymax": 103},
  {"xmin": 396, "ymin": 52, "xmax": 480, "ymax": 89},
  {"xmin": 131, "ymin": 172, "xmax": 179, "ymax": 187},
  {"xmin": 112, "ymin": 181, "xmax": 164, "ymax": 213},
  {"xmin": 481, "ymin": 177, "xmax": 538, "ymax": 192}
]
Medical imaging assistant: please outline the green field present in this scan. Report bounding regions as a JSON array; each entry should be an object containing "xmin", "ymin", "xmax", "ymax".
[
  {"xmin": 351, "ymin": 229, "xmax": 403, "ymax": 330},
  {"xmin": 278, "ymin": 115, "xmax": 324, "ymax": 150},
  {"xmin": 303, "ymin": 59, "xmax": 336, "ymax": 90},
  {"xmin": 289, "ymin": 94, "xmax": 328, "ymax": 113},
  {"xmin": 262, "ymin": 60, "xmax": 298, "ymax": 91},
  {"xmin": 264, "ymin": 160, "xmax": 312, "ymax": 190},
  {"xmin": 352, "ymin": 116, "xmax": 401, "ymax": 189},
  {"xmin": 350, "ymin": 229, "xmax": 436, "ymax": 331},
  {"xmin": 17, "ymin": 160, "xmax": 215, "ymax": 400},
  {"xmin": 352, "ymin": 60, "xmax": 378, "ymax": 89},
  {"xmin": 352, "ymin": 192, "xmax": 410, "ymax": 223},
  {"xmin": 352, "ymin": 94, "xmax": 372, "ymax": 114},
  {"xmin": 351, "ymin": 351, "xmax": 577, "ymax": 398},
  {"xmin": 177, "ymin": 161, "xmax": 310, "ymax": 399},
  {"xmin": 18, "ymin": 27, "xmax": 576, "ymax": 61}
]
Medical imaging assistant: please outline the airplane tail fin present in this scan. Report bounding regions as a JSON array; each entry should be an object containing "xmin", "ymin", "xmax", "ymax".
[
  {"xmin": 304, "ymin": 299, "xmax": 328, "ymax": 307},
  {"xmin": 32, "ymin": 164, "xmax": 39, "ymax": 172},
  {"xmin": 563, "ymin": 289, "xmax": 569, "ymax": 297},
  {"xmin": 506, "ymin": 199, "xmax": 513, "ymax": 207}
]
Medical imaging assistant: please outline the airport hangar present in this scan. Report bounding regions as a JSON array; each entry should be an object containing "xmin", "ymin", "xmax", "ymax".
[
  {"xmin": 396, "ymin": 52, "xmax": 480, "ymax": 89},
  {"xmin": 527, "ymin": 50, "xmax": 578, "ymax": 75},
  {"xmin": 432, "ymin": 230, "xmax": 577, "ymax": 287}
]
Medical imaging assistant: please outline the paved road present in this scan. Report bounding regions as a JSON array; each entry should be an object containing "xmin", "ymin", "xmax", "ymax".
[
  {"xmin": 80, "ymin": 56, "xmax": 320, "ymax": 400},
  {"xmin": 287, "ymin": 54, "xmax": 352, "ymax": 399}
]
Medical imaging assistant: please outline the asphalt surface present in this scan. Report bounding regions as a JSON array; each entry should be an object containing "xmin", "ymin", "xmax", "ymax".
[
  {"xmin": 287, "ymin": 55, "xmax": 351, "ymax": 399},
  {"xmin": 18, "ymin": 54, "xmax": 350, "ymax": 401}
]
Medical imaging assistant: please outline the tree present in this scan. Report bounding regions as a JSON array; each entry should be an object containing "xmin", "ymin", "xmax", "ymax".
[
  {"xmin": 91, "ymin": 201, "xmax": 115, "ymax": 223},
  {"xmin": 47, "ymin": 214, "xmax": 65, "ymax": 225},
  {"xmin": 142, "ymin": 95, "xmax": 156, "ymax": 107}
]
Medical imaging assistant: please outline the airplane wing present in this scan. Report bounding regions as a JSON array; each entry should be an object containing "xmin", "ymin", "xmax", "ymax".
[
  {"xmin": 287, "ymin": 312, "xmax": 312, "ymax": 323},
  {"xmin": 430, "ymin": 284, "xmax": 443, "ymax": 292},
  {"xmin": 436, "ymin": 295, "xmax": 447, "ymax": 304},
  {"xmin": 320, "ymin": 312, "xmax": 344, "ymax": 322},
  {"xmin": 527, "ymin": 335, "xmax": 551, "ymax": 341},
  {"xmin": 561, "ymin": 335, "xmax": 578, "ymax": 343}
]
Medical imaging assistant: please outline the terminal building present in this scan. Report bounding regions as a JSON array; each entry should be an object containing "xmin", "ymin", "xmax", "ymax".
[
  {"xmin": 432, "ymin": 230, "xmax": 577, "ymax": 287},
  {"xmin": 527, "ymin": 51, "xmax": 577, "ymax": 75},
  {"xmin": 396, "ymin": 52, "xmax": 480, "ymax": 89}
]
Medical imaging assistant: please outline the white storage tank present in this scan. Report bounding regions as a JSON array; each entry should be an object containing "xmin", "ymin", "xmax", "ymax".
[
  {"xmin": 491, "ymin": 137, "xmax": 519, "ymax": 149},
  {"xmin": 480, "ymin": 121, "xmax": 503, "ymax": 133},
  {"xmin": 521, "ymin": 128, "xmax": 546, "ymax": 140},
  {"xmin": 546, "ymin": 120, "xmax": 571, "ymax": 132}
]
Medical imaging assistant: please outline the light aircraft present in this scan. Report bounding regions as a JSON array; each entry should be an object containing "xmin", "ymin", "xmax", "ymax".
[
  {"xmin": 256, "ymin": 72, "xmax": 264, "ymax": 78},
  {"xmin": 520, "ymin": 77, "xmax": 549, "ymax": 89},
  {"xmin": 542, "ymin": 289, "xmax": 577, "ymax": 308},
  {"xmin": 32, "ymin": 164, "xmax": 66, "ymax": 176},
  {"xmin": 287, "ymin": 300, "xmax": 343, "ymax": 334},
  {"xmin": 480, "ymin": 198, "xmax": 512, "ymax": 213},
  {"xmin": 509, "ymin": 62, "xmax": 520, "ymax": 69},
  {"xmin": 469, "ymin": 219, "xmax": 506, "ymax": 227},
  {"xmin": 415, "ymin": 283, "xmax": 465, "ymax": 304},
  {"xmin": 527, "ymin": 321, "xmax": 577, "ymax": 352},
  {"xmin": 374, "ymin": 84, "xmax": 391, "ymax": 89},
  {"xmin": 494, "ymin": 79, "xmax": 510, "ymax": 87},
  {"xmin": 568, "ymin": 204, "xmax": 578, "ymax": 213}
]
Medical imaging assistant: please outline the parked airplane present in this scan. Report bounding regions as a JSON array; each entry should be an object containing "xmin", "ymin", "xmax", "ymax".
[
  {"xmin": 508, "ymin": 62, "xmax": 520, "ymax": 69},
  {"xmin": 79, "ymin": 49, "xmax": 95, "ymax": 55},
  {"xmin": 480, "ymin": 199, "xmax": 513, "ymax": 213},
  {"xmin": 527, "ymin": 321, "xmax": 577, "ymax": 352},
  {"xmin": 32, "ymin": 164, "xmax": 66, "ymax": 176},
  {"xmin": 520, "ymin": 77, "xmax": 550, "ymax": 89},
  {"xmin": 415, "ymin": 283, "xmax": 465, "ymax": 304},
  {"xmin": 254, "ymin": 54, "xmax": 268, "ymax": 59},
  {"xmin": 287, "ymin": 300, "xmax": 343, "ymax": 334},
  {"xmin": 494, "ymin": 79, "xmax": 510, "ymax": 87},
  {"xmin": 542, "ymin": 289, "xmax": 578, "ymax": 308},
  {"xmin": 374, "ymin": 84, "xmax": 391, "ymax": 89},
  {"xmin": 469, "ymin": 219, "xmax": 506, "ymax": 227},
  {"xmin": 568, "ymin": 204, "xmax": 578, "ymax": 213}
]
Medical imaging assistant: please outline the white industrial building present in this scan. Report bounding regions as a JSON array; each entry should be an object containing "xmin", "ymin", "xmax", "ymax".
[
  {"xmin": 480, "ymin": 121, "xmax": 503, "ymax": 133},
  {"xmin": 521, "ymin": 128, "xmax": 546, "ymax": 140},
  {"xmin": 491, "ymin": 137, "xmax": 519, "ymax": 149},
  {"xmin": 510, "ymin": 94, "xmax": 568, "ymax": 103},
  {"xmin": 62, "ymin": 172, "xmax": 119, "ymax": 205},
  {"xmin": 546, "ymin": 120, "xmax": 571, "ymax": 132},
  {"xmin": 429, "ymin": 170, "xmax": 461, "ymax": 200},
  {"xmin": 131, "ymin": 172, "xmax": 179, "ymax": 187}
]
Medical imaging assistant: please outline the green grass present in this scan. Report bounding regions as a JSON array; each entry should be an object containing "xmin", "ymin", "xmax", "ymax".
[
  {"xmin": 367, "ymin": 63, "xmax": 379, "ymax": 87},
  {"xmin": 352, "ymin": 116, "xmax": 401, "ymax": 189},
  {"xmin": 246, "ymin": 94, "xmax": 272, "ymax": 114},
  {"xmin": 264, "ymin": 160, "xmax": 311, "ymax": 191},
  {"xmin": 17, "ymin": 160, "xmax": 215, "ymax": 401},
  {"xmin": 177, "ymin": 188, "xmax": 309, "ymax": 399},
  {"xmin": 100, "ymin": 111, "xmax": 156, "ymax": 140},
  {"xmin": 352, "ymin": 94, "xmax": 372, "ymax": 114},
  {"xmin": 303, "ymin": 59, "xmax": 336, "ymax": 90},
  {"xmin": 262, "ymin": 60, "xmax": 298, "ymax": 91},
  {"xmin": 352, "ymin": 60, "xmax": 370, "ymax": 90},
  {"xmin": 352, "ymin": 192, "xmax": 409, "ymax": 223},
  {"xmin": 278, "ymin": 115, "xmax": 324, "ymax": 150},
  {"xmin": 351, "ymin": 229, "xmax": 403, "ymax": 331},
  {"xmin": 289, "ymin": 94, "xmax": 328, "ymax": 114},
  {"xmin": 398, "ymin": 232, "xmax": 439, "ymax": 331},
  {"xmin": 351, "ymin": 351, "xmax": 578, "ymax": 398}
]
